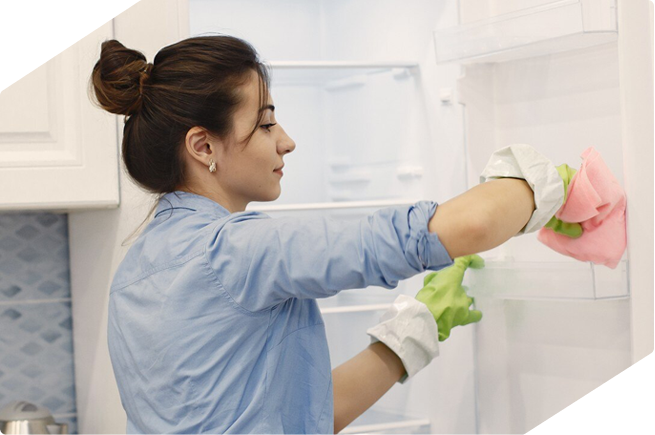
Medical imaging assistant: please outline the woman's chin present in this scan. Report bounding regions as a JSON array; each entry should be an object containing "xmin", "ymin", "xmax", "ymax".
[{"xmin": 256, "ymin": 187, "xmax": 281, "ymax": 203}]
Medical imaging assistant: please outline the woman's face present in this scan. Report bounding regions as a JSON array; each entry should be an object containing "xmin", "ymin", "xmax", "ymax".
[{"xmin": 214, "ymin": 70, "xmax": 296, "ymax": 209}]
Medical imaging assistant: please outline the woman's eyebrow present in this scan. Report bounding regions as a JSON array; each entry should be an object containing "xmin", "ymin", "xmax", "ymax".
[{"xmin": 259, "ymin": 104, "xmax": 275, "ymax": 113}]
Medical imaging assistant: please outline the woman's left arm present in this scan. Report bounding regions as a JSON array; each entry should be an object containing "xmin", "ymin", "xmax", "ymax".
[
  {"xmin": 206, "ymin": 201, "xmax": 454, "ymax": 312},
  {"xmin": 332, "ymin": 342, "xmax": 406, "ymax": 434}
]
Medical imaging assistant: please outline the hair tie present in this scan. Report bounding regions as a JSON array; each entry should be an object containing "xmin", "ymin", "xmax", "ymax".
[{"xmin": 139, "ymin": 63, "xmax": 154, "ymax": 97}]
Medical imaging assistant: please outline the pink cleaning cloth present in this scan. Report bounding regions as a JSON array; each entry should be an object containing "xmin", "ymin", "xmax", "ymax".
[{"xmin": 537, "ymin": 147, "xmax": 627, "ymax": 269}]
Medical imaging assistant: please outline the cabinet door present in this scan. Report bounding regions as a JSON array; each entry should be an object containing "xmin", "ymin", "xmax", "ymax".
[{"xmin": 0, "ymin": 22, "xmax": 119, "ymax": 211}]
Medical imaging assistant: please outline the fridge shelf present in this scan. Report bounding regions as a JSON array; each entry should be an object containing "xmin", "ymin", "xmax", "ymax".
[
  {"xmin": 318, "ymin": 286, "xmax": 401, "ymax": 314},
  {"xmin": 247, "ymin": 198, "xmax": 421, "ymax": 213},
  {"xmin": 466, "ymin": 259, "xmax": 629, "ymax": 300},
  {"xmin": 268, "ymin": 61, "xmax": 418, "ymax": 86},
  {"xmin": 340, "ymin": 408, "xmax": 431, "ymax": 434},
  {"xmin": 434, "ymin": 0, "xmax": 618, "ymax": 64},
  {"xmin": 320, "ymin": 303, "xmax": 391, "ymax": 315}
]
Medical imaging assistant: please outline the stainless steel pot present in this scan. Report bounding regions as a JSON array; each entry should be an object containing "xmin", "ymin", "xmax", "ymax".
[{"xmin": 0, "ymin": 401, "xmax": 68, "ymax": 434}]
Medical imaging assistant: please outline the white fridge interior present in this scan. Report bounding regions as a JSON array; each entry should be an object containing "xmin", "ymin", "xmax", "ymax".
[{"xmin": 189, "ymin": 0, "xmax": 650, "ymax": 433}]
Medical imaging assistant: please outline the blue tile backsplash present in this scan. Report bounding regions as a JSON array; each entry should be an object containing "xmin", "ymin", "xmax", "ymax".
[{"xmin": 0, "ymin": 212, "xmax": 77, "ymax": 433}]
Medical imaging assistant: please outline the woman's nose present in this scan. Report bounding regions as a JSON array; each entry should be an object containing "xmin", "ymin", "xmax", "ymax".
[{"xmin": 279, "ymin": 127, "xmax": 296, "ymax": 154}]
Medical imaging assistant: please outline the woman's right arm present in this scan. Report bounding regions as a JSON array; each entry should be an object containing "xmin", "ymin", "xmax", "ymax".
[
  {"xmin": 332, "ymin": 342, "xmax": 405, "ymax": 433},
  {"xmin": 429, "ymin": 178, "xmax": 536, "ymax": 258}
]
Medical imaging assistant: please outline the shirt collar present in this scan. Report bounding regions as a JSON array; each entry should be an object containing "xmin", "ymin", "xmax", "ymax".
[{"xmin": 154, "ymin": 191, "xmax": 231, "ymax": 219}]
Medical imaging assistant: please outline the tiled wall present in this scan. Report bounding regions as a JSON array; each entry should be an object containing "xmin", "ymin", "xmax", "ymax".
[{"xmin": 0, "ymin": 212, "xmax": 77, "ymax": 433}]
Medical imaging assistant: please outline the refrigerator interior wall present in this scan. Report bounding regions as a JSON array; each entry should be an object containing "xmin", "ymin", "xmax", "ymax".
[
  {"xmin": 192, "ymin": 0, "xmax": 468, "ymax": 210},
  {"xmin": 265, "ymin": 65, "xmax": 425, "ymax": 205},
  {"xmin": 190, "ymin": 1, "xmax": 477, "ymax": 434}
]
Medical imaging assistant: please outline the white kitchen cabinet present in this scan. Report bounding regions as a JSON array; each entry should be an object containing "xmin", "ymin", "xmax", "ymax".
[{"xmin": 0, "ymin": 22, "xmax": 119, "ymax": 211}]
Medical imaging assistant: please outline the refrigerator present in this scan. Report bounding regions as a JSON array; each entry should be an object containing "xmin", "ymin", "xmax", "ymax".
[{"xmin": 188, "ymin": 0, "xmax": 653, "ymax": 433}]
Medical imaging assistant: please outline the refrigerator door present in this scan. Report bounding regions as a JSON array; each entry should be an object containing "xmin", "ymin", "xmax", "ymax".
[{"xmin": 448, "ymin": 0, "xmax": 634, "ymax": 435}]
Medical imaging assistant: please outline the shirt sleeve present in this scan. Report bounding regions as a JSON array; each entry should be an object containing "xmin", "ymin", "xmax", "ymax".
[{"xmin": 205, "ymin": 200, "xmax": 454, "ymax": 312}]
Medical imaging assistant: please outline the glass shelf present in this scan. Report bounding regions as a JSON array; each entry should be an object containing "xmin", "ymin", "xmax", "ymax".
[
  {"xmin": 340, "ymin": 408, "xmax": 431, "ymax": 434},
  {"xmin": 434, "ymin": 0, "xmax": 618, "ymax": 64},
  {"xmin": 465, "ymin": 259, "xmax": 629, "ymax": 300},
  {"xmin": 267, "ymin": 61, "xmax": 418, "ymax": 86},
  {"xmin": 317, "ymin": 286, "xmax": 401, "ymax": 315}
]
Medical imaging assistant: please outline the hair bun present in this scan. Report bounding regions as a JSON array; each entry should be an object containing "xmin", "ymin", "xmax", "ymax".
[{"xmin": 89, "ymin": 39, "xmax": 152, "ymax": 116}]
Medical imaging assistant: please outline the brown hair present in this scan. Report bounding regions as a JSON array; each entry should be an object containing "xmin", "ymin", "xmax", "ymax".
[{"xmin": 88, "ymin": 34, "xmax": 271, "ymax": 245}]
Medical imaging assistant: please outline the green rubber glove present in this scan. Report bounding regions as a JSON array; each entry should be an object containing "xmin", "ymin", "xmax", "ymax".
[
  {"xmin": 543, "ymin": 163, "xmax": 583, "ymax": 238},
  {"xmin": 415, "ymin": 255, "xmax": 484, "ymax": 342}
]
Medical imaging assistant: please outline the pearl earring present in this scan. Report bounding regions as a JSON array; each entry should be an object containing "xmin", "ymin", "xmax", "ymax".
[{"xmin": 208, "ymin": 159, "xmax": 216, "ymax": 173}]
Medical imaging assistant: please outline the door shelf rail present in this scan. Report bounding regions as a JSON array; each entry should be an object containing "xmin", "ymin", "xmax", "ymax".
[
  {"xmin": 434, "ymin": 0, "xmax": 618, "ymax": 64},
  {"xmin": 466, "ymin": 258, "xmax": 629, "ymax": 300}
]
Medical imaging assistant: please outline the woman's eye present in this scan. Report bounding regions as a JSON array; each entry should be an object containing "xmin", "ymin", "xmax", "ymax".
[{"xmin": 261, "ymin": 123, "xmax": 277, "ymax": 131}]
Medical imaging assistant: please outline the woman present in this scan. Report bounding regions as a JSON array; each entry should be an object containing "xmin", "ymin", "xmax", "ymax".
[{"xmin": 89, "ymin": 34, "xmax": 574, "ymax": 434}]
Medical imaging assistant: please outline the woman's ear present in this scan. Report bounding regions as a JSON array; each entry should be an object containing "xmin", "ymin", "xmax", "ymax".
[{"xmin": 184, "ymin": 126, "xmax": 217, "ymax": 165}]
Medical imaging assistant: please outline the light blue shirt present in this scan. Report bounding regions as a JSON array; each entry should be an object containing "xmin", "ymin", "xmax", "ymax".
[{"xmin": 108, "ymin": 191, "xmax": 453, "ymax": 434}]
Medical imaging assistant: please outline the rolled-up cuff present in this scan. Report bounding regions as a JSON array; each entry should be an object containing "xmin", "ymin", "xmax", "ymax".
[
  {"xmin": 366, "ymin": 295, "xmax": 440, "ymax": 384},
  {"xmin": 408, "ymin": 201, "xmax": 454, "ymax": 270},
  {"xmin": 479, "ymin": 144, "xmax": 565, "ymax": 234}
]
